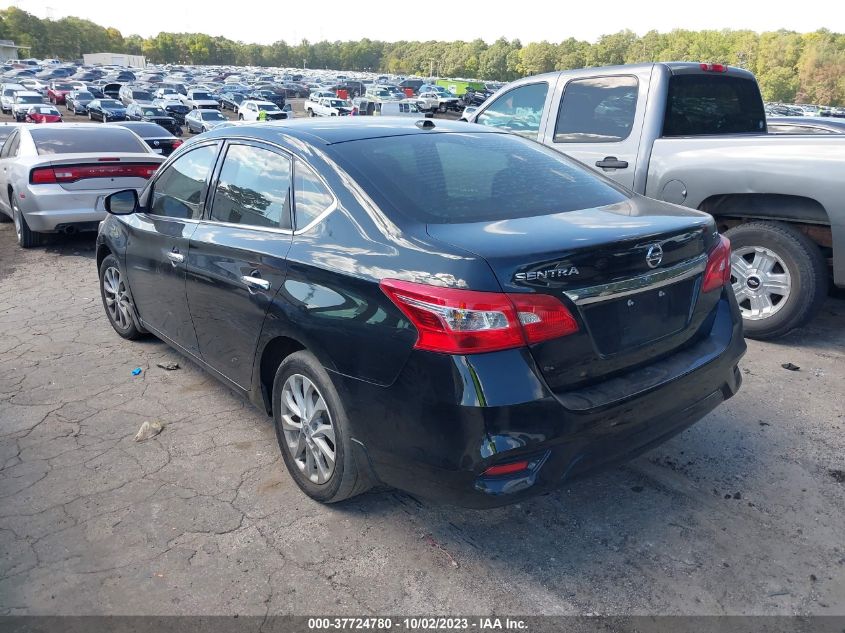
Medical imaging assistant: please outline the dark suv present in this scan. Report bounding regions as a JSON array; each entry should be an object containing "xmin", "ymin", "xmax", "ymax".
[{"xmin": 96, "ymin": 119, "xmax": 745, "ymax": 508}]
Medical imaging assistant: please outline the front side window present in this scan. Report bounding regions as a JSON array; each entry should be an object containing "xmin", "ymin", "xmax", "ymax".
[
  {"xmin": 475, "ymin": 82, "xmax": 549, "ymax": 138},
  {"xmin": 150, "ymin": 144, "xmax": 218, "ymax": 220},
  {"xmin": 210, "ymin": 144, "xmax": 292, "ymax": 229},
  {"xmin": 554, "ymin": 76, "xmax": 638, "ymax": 143},
  {"xmin": 294, "ymin": 160, "xmax": 334, "ymax": 230}
]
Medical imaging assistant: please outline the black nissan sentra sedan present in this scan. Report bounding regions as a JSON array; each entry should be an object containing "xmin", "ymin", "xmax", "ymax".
[{"xmin": 96, "ymin": 119, "xmax": 745, "ymax": 508}]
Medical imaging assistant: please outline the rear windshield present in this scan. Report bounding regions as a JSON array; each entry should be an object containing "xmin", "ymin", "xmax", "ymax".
[
  {"xmin": 16, "ymin": 96, "xmax": 42, "ymax": 104},
  {"xmin": 331, "ymin": 132, "xmax": 628, "ymax": 224},
  {"xmin": 663, "ymin": 74, "xmax": 766, "ymax": 136},
  {"xmin": 31, "ymin": 127, "xmax": 148, "ymax": 155},
  {"xmin": 121, "ymin": 122, "xmax": 171, "ymax": 137},
  {"xmin": 132, "ymin": 91, "xmax": 153, "ymax": 100}
]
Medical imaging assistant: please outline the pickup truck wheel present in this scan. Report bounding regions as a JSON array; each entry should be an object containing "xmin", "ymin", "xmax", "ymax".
[
  {"xmin": 272, "ymin": 351, "xmax": 372, "ymax": 503},
  {"xmin": 725, "ymin": 221, "xmax": 827, "ymax": 340}
]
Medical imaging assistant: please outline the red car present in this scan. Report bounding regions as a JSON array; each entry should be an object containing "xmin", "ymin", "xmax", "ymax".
[
  {"xmin": 47, "ymin": 81, "xmax": 73, "ymax": 105},
  {"xmin": 26, "ymin": 105, "xmax": 62, "ymax": 123}
]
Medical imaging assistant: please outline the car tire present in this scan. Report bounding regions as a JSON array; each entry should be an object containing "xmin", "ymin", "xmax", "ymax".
[
  {"xmin": 98, "ymin": 254, "xmax": 145, "ymax": 340},
  {"xmin": 272, "ymin": 350, "xmax": 372, "ymax": 504},
  {"xmin": 11, "ymin": 193, "xmax": 42, "ymax": 248},
  {"xmin": 725, "ymin": 221, "xmax": 827, "ymax": 340}
]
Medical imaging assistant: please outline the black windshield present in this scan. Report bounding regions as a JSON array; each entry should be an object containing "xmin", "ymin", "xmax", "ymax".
[{"xmin": 663, "ymin": 74, "xmax": 766, "ymax": 136}]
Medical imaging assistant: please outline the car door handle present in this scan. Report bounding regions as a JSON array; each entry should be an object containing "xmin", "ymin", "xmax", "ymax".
[
  {"xmin": 595, "ymin": 157, "xmax": 629, "ymax": 169},
  {"xmin": 242, "ymin": 275, "xmax": 271, "ymax": 291},
  {"xmin": 167, "ymin": 251, "xmax": 184, "ymax": 264}
]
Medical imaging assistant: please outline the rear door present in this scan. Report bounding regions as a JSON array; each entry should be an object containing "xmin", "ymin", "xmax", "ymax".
[
  {"xmin": 186, "ymin": 140, "xmax": 293, "ymax": 388},
  {"xmin": 123, "ymin": 142, "xmax": 220, "ymax": 354},
  {"xmin": 540, "ymin": 68, "xmax": 651, "ymax": 190}
]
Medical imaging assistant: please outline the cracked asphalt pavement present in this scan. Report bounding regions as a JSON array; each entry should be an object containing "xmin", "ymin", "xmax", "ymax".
[{"xmin": 1, "ymin": 224, "xmax": 843, "ymax": 616}]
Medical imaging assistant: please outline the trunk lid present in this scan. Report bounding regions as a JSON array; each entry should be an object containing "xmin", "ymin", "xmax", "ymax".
[
  {"xmin": 36, "ymin": 154, "xmax": 165, "ymax": 191},
  {"xmin": 426, "ymin": 198, "xmax": 721, "ymax": 391}
]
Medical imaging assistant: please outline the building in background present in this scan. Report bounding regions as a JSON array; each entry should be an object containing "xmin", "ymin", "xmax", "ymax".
[
  {"xmin": 0, "ymin": 40, "xmax": 30, "ymax": 61},
  {"xmin": 83, "ymin": 53, "xmax": 146, "ymax": 68}
]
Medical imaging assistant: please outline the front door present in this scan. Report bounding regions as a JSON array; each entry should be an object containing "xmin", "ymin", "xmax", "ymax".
[
  {"xmin": 186, "ymin": 141, "xmax": 293, "ymax": 388},
  {"xmin": 123, "ymin": 142, "xmax": 220, "ymax": 354}
]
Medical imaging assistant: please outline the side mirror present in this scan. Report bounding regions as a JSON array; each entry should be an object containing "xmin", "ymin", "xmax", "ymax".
[
  {"xmin": 463, "ymin": 106, "xmax": 478, "ymax": 118},
  {"xmin": 105, "ymin": 189, "xmax": 138, "ymax": 215}
]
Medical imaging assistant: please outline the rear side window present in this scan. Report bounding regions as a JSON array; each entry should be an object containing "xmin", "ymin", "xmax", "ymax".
[
  {"xmin": 31, "ymin": 127, "xmax": 148, "ymax": 155},
  {"xmin": 332, "ymin": 132, "xmax": 627, "ymax": 224},
  {"xmin": 663, "ymin": 74, "xmax": 766, "ymax": 136},
  {"xmin": 555, "ymin": 76, "xmax": 638, "ymax": 143},
  {"xmin": 294, "ymin": 160, "xmax": 334, "ymax": 230},
  {"xmin": 1, "ymin": 130, "xmax": 20, "ymax": 158},
  {"xmin": 0, "ymin": 127, "xmax": 16, "ymax": 148},
  {"xmin": 475, "ymin": 82, "xmax": 549, "ymax": 138},
  {"xmin": 210, "ymin": 144, "xmax": 292, "ymax": 229},
  {"xmin": 150, "ymin": 144, "xmax": 218, "ymax": 220}
]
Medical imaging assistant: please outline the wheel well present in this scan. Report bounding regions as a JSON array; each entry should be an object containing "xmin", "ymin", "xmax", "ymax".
[
  {"xmin": 700, "ymin": 193, "xmax": 833, "ymax": 251},
  {"xmin": 96, "ymin": 244, "xmax": 113, "ymax": 270},
  {"xmin": 259, "ymin": 336, "xmax": 305, "ymax": 414}
]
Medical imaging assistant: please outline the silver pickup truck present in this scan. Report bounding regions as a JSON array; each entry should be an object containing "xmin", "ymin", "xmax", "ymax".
[{"xmin": 465, "ymin": 62, "xmax": 844, "ymax": 339}]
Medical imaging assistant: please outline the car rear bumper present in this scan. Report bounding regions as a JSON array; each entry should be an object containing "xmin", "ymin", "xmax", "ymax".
[
  {"xmin": 334, "ymin": 291, "xmax": 746, "ymax": 508},
  {"xmin": 18, "ymin": 186, "xmax": 124, "ymax": 231}
]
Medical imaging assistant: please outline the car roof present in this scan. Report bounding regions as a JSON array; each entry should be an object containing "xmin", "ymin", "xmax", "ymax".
[
  {"xmin": 16, "ymin": 91, "xmax": 42, "ymax": 97},
  {"xmin": 200, "ymin": 117, "xmax": 502, "ymax": 145}
]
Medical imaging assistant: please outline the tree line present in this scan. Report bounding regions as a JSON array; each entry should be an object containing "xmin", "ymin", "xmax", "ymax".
[{"xmin": 1, "ymin": 7, "xmax": 843, "ymax": 105}]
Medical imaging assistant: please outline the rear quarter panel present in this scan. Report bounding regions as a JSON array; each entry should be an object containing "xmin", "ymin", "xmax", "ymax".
[{"xmin": 647, "ymin": 135, "xmax": 845, "ymax": 284}]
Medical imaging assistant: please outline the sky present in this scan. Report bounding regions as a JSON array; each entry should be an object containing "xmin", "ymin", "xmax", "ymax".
[{"xmin": 10, "ymin": 0, "xmax": 845, "ymax": 44}]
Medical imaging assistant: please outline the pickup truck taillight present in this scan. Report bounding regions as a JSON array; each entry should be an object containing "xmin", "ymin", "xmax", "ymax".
[
  {"xmin": 700, "ymin": 63, "xmax": 728, "ymax": 73},
  {"xmin": 702, "ymin": 235, "xmax": 732, "ymax": 292},
  {"xmin": 30, "ymin": 163, "xmax": 159, "ymax": 184},
  {"xmin": 380, "ymin": 279, "xmax": 579, "ymax": 354}
]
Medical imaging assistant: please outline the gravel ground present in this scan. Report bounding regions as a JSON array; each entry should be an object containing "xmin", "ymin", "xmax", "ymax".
[{"xmin": 0, "ymin": 225, "xmax": 843, "ymax": 616}]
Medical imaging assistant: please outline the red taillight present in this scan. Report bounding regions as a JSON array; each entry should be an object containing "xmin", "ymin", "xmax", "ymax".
[
  {"xmin": 379, "ymin": 279, "xmax": 579, "ymax": 354},
  {"xmin": 30, "ymin": 167, "xmax": 57, "ymax": 184},
  {"xmin": 483, "ymin": 461, "xmax": 530, "ymax": 477},
  {"xmin": 700, "ymin": 63, "xmax": 728, "ymax": 73},
  {"xmin": 702, "ymin": 235, "xmax": 731, "ymax": 293},
  {"xmin": 30, "ymin": 163, "xmax": 159, "ymax": 185},
  {"xmin": 172, "ymin": 139, "xmax": 184, "ymax": 149}
]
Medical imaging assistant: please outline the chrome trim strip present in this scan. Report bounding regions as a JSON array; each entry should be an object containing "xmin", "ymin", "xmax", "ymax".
[
  {"xmin": 198, "ymin": 218, "xmax": 293, "ymax": 235},
  {"xmin": 563, "ymin": 253, "xmax": 708, "ymax": 306}
]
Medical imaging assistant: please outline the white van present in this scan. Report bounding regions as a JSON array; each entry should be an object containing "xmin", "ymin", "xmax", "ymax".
[{"xmin": 375, "ymin": 100, "xmax": 427, "ymax": 117}]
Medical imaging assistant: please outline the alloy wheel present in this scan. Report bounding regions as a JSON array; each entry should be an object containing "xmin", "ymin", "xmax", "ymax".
[
  {"xmin": 279, "ymin": 373, "xmax": 336, "ymax": 484},
  {"xmin": 731, "ymin": 246, "xmax": 792, "ymax": 320},
  {"xmin": 102, "ymin": 266, "xmax": 133, "ymax": 330}
]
